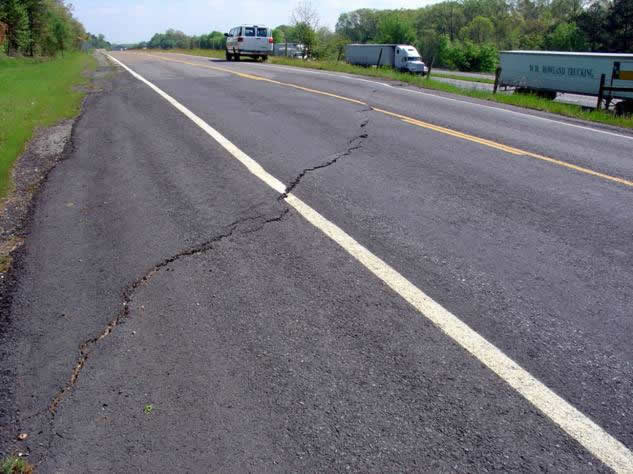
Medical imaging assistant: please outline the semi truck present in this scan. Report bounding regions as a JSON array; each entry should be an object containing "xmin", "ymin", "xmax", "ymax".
[
  {"xmin": 498, "ymin": 51, "xmax": 633, "ymax": 115},
  {"xmin": 345, "ymin": 44, "xmax": 428, "ymax": 75}
]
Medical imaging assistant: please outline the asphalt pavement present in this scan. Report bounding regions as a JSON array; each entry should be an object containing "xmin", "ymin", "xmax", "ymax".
[{"xmin": 2, "ymin": 51, "xmax": 633, "ymax": 472}]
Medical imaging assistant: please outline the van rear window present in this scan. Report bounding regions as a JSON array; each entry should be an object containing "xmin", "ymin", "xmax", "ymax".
[
  {"xmin": 257, "ymin": 28, "xmax": 268, "ymax": 37},
  {"xmin": 244, "ymin": 27, "xmax": 255, "ymax": 37}
]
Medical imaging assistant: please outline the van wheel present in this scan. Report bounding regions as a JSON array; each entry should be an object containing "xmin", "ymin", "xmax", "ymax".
[
  {"xmin": 234, "ymin": 54, "xmax": 240, "ymax": 62},
  {"xmin": 225, "ymin": 50, "xmax": 232, "ymax": 61}
]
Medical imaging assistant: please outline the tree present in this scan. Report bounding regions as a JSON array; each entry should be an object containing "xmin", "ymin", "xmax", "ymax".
[
  {"xmin": 1, "ymin": 0, "xmax": 30, "ymax": 54},
  {"xmin": 274, "ymin": 25, "xmax": 297, "ymax": 43},
  {"xmin": 335, "ymin": 9, "xmax": 379, "ymax": 43},
  {"xmin": 293, "ymin": 21, "xmax": 316, "ymax": 57},
  {"xmin": 428, "ymin": 1, "xmax": 465, "ymax": 41},
  {"xmin": 606, "ymin": 0, "xmax": 633, "ymax": 52},
  {"xmin": 291, "ymin": 1, "xmax": 319, "ymax": 57},
  {"xmin": 376, "ymin": 12, "xmax": 415, "ymax": 44},
  {"xmin": 576, "ymin": 2, "xmax": 608, "ymax": 50},
  {"xmin": 550, "ymin": 0, "xmax": 584, "ymax": 20},
  {"xmin": 52, "ymin": 15, "xmax": 68, "ymax": 55},
  {"xmin": 272, "ymin": 27, "xmax": 285, "ymax": 43},
  {"xmin": 24, "ymin": 0, "xmax": 46, "ymax": 55},
  {"xmin": 545, "ymin": 22, "xmax": 587, "ymax": 50},
  {"xmin": 313, "ymin": 27, "xmax": 346, "ymax": 59},
  {"xmin": 459, "ymin": 16, "xmax": 495, "ymax": 43},
  {"xmin": 291, "ymin": 0, "xmax": 319, "ymax": 30}
]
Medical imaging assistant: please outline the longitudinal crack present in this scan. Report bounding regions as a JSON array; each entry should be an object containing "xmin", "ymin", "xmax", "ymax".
[
  {"xmin": 47, "ymin": 102, "xmax": 370, "ymax": 430},
  {"xmin": 48, "ymin": 208, "xmax": 288, "ymax": 415}
]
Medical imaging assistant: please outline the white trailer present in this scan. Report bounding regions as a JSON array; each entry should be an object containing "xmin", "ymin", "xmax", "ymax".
[
  {"xmin": 345, "ymin": 44, "xmax": 428, "ymax": 75},
  {"xmin": 498, "ymin": 51, "xmax": 633, "ymax": 114}
]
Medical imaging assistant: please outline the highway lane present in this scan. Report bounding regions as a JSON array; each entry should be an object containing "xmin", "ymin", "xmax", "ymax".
[
  {"xmin": 163, "ymin": 52, "xmax": 633, "ymax": 180},
  {"xmin": 3, "ymin": 51, "xmax": 632, "ymax": 471},
  {"xmin": 116, "ymin": 51, "xmax": 633, "ymax": 448}
]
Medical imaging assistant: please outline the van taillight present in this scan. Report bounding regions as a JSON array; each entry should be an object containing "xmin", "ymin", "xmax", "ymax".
[
  {"xmin": 237, "ymin": 37, "xmax": 244, "ymax": 42},
  {"xmin": 268, "ymin": 37, "xmax": 273, "ymax": 43}
]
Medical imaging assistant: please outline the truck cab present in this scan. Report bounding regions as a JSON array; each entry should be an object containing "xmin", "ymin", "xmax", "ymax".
[{"xmin": 395, "ymin": 45, "xmax": 428, "ymax": 75}]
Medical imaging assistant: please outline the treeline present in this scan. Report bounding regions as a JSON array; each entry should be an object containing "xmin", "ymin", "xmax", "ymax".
[
  {"xmin": 0, "ymin": 0, "xmax": 108, "ymax": 56},
  {"xmin": 134, "ymin": 0, "xmax": 632, "ymax": 72},
  {"xmin": 336, "ymin": 0, "xmax": 632, "ymax": 71},
  {"xmin": 137, "ymin": 29, "xmax": 227, "ymax": 50},
  {"xmin": 86, "ymin": 33, "xmax": 111, "ymax": 50}
]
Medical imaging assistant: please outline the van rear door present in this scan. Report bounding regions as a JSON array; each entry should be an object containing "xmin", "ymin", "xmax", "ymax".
[
  {"xmin": 240, "ymin": 26, "xmax": 255, "ymax": 52},
  {"xmin": 254, "ymin": 27, "xmax": 271, "ymax": 53}
]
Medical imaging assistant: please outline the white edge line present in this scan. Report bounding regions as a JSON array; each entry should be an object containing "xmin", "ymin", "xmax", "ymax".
[
  {"xmin": 165, "ymin": 51, "xmax": 632, "ymax": 142},
  {"xmin": 106, "ymin": 53, "xmax": 633, "ymax": 473}
]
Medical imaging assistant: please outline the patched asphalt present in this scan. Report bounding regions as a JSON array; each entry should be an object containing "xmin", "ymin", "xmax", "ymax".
[{"xmin": 2, "ymin": 51, "xmax": 632, "ymax": 471}]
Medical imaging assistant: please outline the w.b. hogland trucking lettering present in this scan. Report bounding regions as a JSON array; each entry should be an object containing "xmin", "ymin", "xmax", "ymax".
[{"xmin": 529, "ymin": 64, "xmax": 594, "ymax": 79}]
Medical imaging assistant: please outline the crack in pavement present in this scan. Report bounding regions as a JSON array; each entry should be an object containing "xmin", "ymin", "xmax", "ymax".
[
  {"xmin": 280, "ymin": 114, "xmax": 370, "ymax": 200},
  {"xmin": 48, "ymin": 207, "xmax": 289, "ymax": 417},
  {"xmin": 40, "ymin": 99, "xmax": 370, "ymax": 461},
  {"xmin": 45, "ymin": 111, "xmax": 369, "ymax": 427}
]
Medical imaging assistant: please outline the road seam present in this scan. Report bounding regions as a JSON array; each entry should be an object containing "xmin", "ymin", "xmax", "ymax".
[
  {"xmin": 136, "ymin": 53, "xmax": 633, "ymax": 189},
  {"xmin": 107, "ymin": 53, "xmax": 633, "ymax": 473}
]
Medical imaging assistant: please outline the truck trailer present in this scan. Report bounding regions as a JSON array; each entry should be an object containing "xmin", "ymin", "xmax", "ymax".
[
  {"xmin": 498, "ymin": 51, "xmax": 633, "ymax": 115},
  {"xmin": 344, "ymin": 44, "xmax": 428, "ymax": 75}
]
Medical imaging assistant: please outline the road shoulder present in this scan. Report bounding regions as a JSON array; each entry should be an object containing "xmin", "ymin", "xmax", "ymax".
[{"xmin": 0, "ymin": 51, "xmax": 117, "ymax": 460}]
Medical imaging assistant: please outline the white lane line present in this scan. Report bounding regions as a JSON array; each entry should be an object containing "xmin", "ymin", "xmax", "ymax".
[
  {"xmin": 107, "ymin": 53, "xmax": 633, "ymax": 473},
  {"xmin": 167, "ymin": 52, "xmax": 633, "ymax": 142}
]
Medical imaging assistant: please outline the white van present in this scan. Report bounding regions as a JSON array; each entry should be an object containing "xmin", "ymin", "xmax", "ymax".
[{"xmin": 224, "ymin": 25, "xmax": 273, "ymax": 62}]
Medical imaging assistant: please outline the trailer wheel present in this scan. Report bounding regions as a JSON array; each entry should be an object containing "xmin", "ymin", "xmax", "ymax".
[{"xmin": 615, "ymin": 100, "xmax": 633, "ymax": 117}]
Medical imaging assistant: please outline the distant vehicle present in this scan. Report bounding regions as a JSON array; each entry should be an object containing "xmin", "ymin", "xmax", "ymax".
[
  {"xmin": 224, "ymin": 25, "xmax": 273, "ymax": 62},
  {"xmin": 345, "ymin": 44, "xmax": 428, "ymax": 75},
  {"xmin": 499, "ymin": 51, "xmax": 633, "ymax": 115},
  {"xmin": 273, "ymin": 43, "xmax": 305, "ymax": 58}
]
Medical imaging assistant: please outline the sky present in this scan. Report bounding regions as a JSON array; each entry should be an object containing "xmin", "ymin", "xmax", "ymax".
[{"xmin": 73, "ymin": 0, "xmax": 431, "ymax": 44}]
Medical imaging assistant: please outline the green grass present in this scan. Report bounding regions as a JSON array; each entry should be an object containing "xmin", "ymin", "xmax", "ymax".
[
  {"xmin": 0, "ymin": 52, "xmax": 97, "ymax": 198},
  {"xmin": 152, "ymin": 49, "xmax": 632, "ymax": 129},
  {"xmin": 1, "ymin": 456, "xmax": 33, "ymax": 474},
  {"xmin": 430, "ymin": 71, "xmax": 495, "ymax": 84}
]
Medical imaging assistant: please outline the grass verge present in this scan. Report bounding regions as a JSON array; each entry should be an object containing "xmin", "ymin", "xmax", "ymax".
[
  {"xmin": 0, "ymin": 52, "xmax": 97, "ymax": 198},
  {"xmin": 1, "ymin": 456, "xmax": 33, "ymax": 474},
  {"xmin": 151, "ymin": 49, "xmax": 632, "ymax": 129},
  {"xmin": 429, "ymin": 71, "xmax": 494, "ymax": 84}
]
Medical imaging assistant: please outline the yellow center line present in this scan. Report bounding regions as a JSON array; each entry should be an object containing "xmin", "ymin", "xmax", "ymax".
[{"xmin": 130, "ymin": 52, "xmax": 633, "ymax": 189}]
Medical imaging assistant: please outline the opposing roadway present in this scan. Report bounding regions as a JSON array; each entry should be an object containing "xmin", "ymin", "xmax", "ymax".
[{"xmin": 4, "ymin": 51, "xmax": 633, "ymax": 471}]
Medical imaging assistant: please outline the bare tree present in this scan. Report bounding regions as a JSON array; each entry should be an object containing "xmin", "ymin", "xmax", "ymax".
[{"xmin": 291, "ymin": 0, "xmax": 320, "ymax": 29}]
